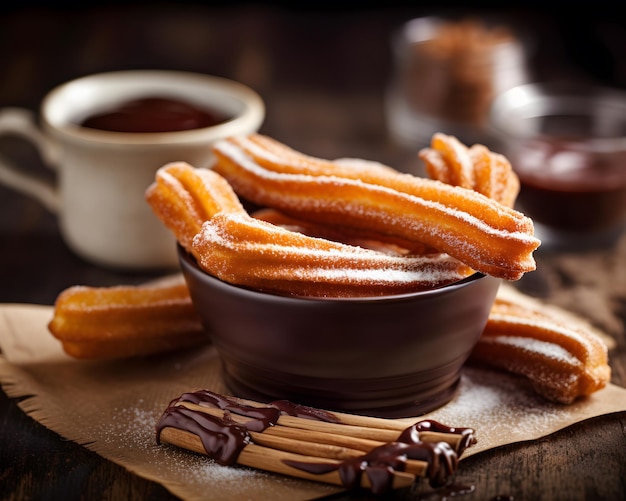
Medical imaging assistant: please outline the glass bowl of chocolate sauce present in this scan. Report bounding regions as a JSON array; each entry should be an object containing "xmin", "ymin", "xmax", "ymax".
[
  {"xmin": 386, "ymin": 15, "xmax": 529, "ymax": 150},
  {"xmin": 489, "ymin": 82, "xmax": 626, "ymax": 249}
]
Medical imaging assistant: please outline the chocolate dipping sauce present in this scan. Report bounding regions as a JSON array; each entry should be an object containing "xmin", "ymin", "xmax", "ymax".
[
  {"xmin": 513, "ymin": 138, "xmax": 626, "ymax": 233},
  {"xmin": 155, "ymin": 390, "xmax": 476, "ymax": 494},
  {"xmin": 80, "ymin": 96, "xmax": 229, "ymax": 133}
]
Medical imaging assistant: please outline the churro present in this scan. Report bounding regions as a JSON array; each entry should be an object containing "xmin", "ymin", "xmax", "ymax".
[
  {"xmin": 192, "ymin": 211, "xmax": 474, "ymax": 298},
  {"xmin": 48, "ymin": 278, "xmax": 207, "ymax": 359},
  {"xmin": 252, "ymin": 208, "xmax": 433, "ymax": 256},
  {"xmin": 145, "ymin": 162, "xmax": 245, "ymax": 253},
  {"xmin": 470, "ymin": 286, "xmax": 611, "ymax": 403},
  {"xmin": 211, "ymin": 134, "xmax": 539, "ymax": 280},
  {"xmin": 419, "ymin": 132, "xmax": 520, "ymax": 207},
  {"xmin": 143, "ymin": 157, "xmax": 474, "ymax": 297}
]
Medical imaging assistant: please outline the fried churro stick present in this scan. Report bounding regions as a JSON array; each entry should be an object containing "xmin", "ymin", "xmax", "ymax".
[
  {"xmin": 419, "ymin": 132, "xmax": 520, "ymax": 208},
  {"xmin": 143, "ymin": 160, "xmax": 473, "ymax": 297},
  {"xmin": 192, "ymin": 211, "xmax": 474, "ymax": 298},
  {"xmin": 470, "ymin": 286, "xmax": 611, "ymax": 403},
  {"xmin": 48, "ymin": 279, "xmax": 207, "ymax": 359},
  {"xmin": 252, "ymin": 208, "xmax": 434, "ymax": 256},
  {"xmin": 211, "ymin": 134, "xmax": 539, "ymax": 280},
  {"xmin": 145, "ymin": 162, "xmax": 245, "ymax": 252}
]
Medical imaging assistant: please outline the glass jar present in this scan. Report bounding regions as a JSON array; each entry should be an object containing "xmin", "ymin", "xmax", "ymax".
[{"xmin": 386, "ymin": 16, "xmax": 529, "ymax": 150}]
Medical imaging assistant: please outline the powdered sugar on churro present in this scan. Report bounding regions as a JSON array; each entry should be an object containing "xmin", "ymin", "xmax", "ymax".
[
  {"xmin": 478, "ymin": 335, "xmax": 581, "ymax": 366},
  {"xmin": 193, "ymin": 212, "xmax": 473, "ymax": 296},
  {"xmin": 211, "ymin": 136, "xmax": 540, "ymax": 280},
  {"xmin": 216, "ymin": 139, "xmax": 529, "ymax": 241},
  {"xmin": 486, "ymin": 313, "xmax": 603, "ymax": 364},
  {"xmin": 470, "ymin": 286, "xmax": 611, "ymax": 404}
]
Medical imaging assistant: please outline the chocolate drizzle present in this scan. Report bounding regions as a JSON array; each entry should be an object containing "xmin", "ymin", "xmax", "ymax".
[
  {"xmin": 172, "ymin": 389, "xmax": 281, "ymax": 432},
  {"xmin": 156, "ymin": 406, "xmax": 250, "ymax": 466},
  {"xmin": 155, "ymin": 390, "xmax": 474, "ymax": 494},
  {"xmin": 156, "ymin": 390, "xmax": 341, "ymax": 465},
  {"xmin": 270, "ymin": 399, "xmax": 340, "ymax": 423},
  {"xmin": 401, "ymin": 419, "xmax": 478, "ymax": 454},
  {"xmin": 285, "ymin": 440, "xmax": 458, "ymax": 493}
]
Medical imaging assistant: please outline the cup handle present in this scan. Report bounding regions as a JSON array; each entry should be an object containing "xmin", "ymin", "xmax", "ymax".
[{"xmin": 0, "ymin": 108, "xmax": 60, "ymax": 213}]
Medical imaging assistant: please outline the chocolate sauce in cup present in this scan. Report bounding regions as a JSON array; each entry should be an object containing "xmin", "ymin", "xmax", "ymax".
[
  {"xmin": 80, "ymin": 96, "xmax": 229, "ymax": 133},
  {"xmin": 489, "ymin": 83, "xmax": 626, "ymax": 250},
  {"xmin": 0, "ymin": 70, "xmax": 265, "ymax": 269}
]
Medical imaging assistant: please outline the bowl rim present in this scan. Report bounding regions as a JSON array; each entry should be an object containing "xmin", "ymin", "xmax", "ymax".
[{"xmin": 178, "ymin": 245, "xmax": 489, "ymax": 305}]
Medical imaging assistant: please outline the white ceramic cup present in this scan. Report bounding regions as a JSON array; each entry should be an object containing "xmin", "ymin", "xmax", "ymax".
[{"xmin": 0, "ymin": 70, "xmax": 265, "ymax": 269}]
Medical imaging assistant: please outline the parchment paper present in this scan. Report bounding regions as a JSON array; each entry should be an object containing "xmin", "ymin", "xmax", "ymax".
[{"xmin": 1, "ymin": 302, "xmax": 626, "ymax": 501}]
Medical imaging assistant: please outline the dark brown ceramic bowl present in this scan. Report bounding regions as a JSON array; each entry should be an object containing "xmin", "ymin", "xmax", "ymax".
[{"xmin": 179, "ymin": 246, "xmax": 501, "ymax": 418}]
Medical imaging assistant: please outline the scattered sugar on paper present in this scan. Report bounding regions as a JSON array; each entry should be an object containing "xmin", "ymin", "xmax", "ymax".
[
  {"xmin": 92, "ymin": 400, "xmax": 302, "ymax": 499},
  {"xmin": 425, "ymin": 366, "xmax": 577, "ymax": 452},
  {"xmin": 84, "ymin": 367, "xmax": 582, "ymax": 496}
]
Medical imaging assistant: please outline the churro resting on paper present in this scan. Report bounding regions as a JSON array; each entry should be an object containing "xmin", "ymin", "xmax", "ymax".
[
  {"xmin": 470, "ymin": 287, "xmax": 611, "ymax": 404},
  {"xmin": 48, "ymin": 278, "xmax": 207, "ymax": 359}
]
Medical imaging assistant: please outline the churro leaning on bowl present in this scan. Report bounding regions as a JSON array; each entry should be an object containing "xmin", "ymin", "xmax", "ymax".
[
  {"xmin": 145, "ymin": 161, "xmax": 473, "ymax": 297},
  {"xmin": 252, "ymin": 208, "xmax": 435, "ymax": 256},
  {"xmin": 470, "ymin": 286, "xmax": 611, "ymax": 404},
  {"xmin": 211, "ymin": 134, "xmax": 540, "ymax": 280},
  {"xmin": 419, "ymin": 132, "xmax": 520, "ymax": 208},
  {"xmin": 144, "ymin": 161, "xmax": 246, "ymax": 253},
  {"xmin": 48, "ymin": 277, "xmax": 207, "ymax": 359},
  {"xmin": 192, "ymin": 210, "xmax": 474, "ymax": 298}
]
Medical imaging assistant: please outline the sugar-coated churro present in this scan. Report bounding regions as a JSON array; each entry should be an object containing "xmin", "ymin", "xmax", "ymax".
[
  {"xmin": 145, "ymin": 162, "xmax": 245, "ymax": 253},
  {"xmin": 211, "ymin": 134, "xmax": 539, "ymax": 280},
  {"xmin": 145, "ymin": 156, "xmax": 475, "ymax": 297},
  {"xmin": 419, "ymin": 132, "xmax": 520, "ymax": 208},
  {"xmin": 470, "ymin": 286, "xmax": 611, "ymax": 403},
  {"xmin": 252, "ymin": 207, "xmax": 435, "ymax": 256},
  {"xmin": 48, "ymin": 279, "xmax": 207, "ymax": 359},
  {"xmin": 192, "ymin": 211, "xmax": 474, "ymax": 298}
]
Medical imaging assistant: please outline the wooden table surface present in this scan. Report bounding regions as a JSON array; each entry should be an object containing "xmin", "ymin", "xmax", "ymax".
[{"xmin": 1, "ymin": 3, "xmax": 625, "ymax": 500}]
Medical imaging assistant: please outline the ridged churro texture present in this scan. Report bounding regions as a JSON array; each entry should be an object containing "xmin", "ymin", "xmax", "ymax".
[
  {"xmin": 419, "ymin": 132, "xmax": 520, "ymax": 208},
  {"xmin": 192, "ymin": 211, "xmax": 474, "ymax": 298},
  {"xmin": 146, "ymin": 160, "xmax": 474, "ymax": 298},
  {"xmin": 48, "ymin": 279, "xmax": 207, "ymax": 359},
  {"xmin": 211, "ymin": 134, "xmax": 540, "ymax": 280},
  {"xmin": 144, "ymin": 162, "xmax": 245, "ymax": 253},
  {"xmin": 471, "ymin": 286, "xmax": 611, "ymax": 404}
]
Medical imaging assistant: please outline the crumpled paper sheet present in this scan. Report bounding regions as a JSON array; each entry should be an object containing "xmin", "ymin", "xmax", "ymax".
[{"xmin": 1, "ymin": 303, "xmax": 626, "ymax": 501}]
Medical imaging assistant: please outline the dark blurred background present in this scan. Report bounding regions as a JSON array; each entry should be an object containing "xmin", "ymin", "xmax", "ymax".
[
  {"xmin": 2, "ymin": 1, "xmax": 625, "ymax": 164},
  {"xmin": 1, "ymin": 0, "xmax": 625, "ymax": 257},
  {"xmin": 2, "ymin": 1, "xmax": 625, "ymax": 109}
]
